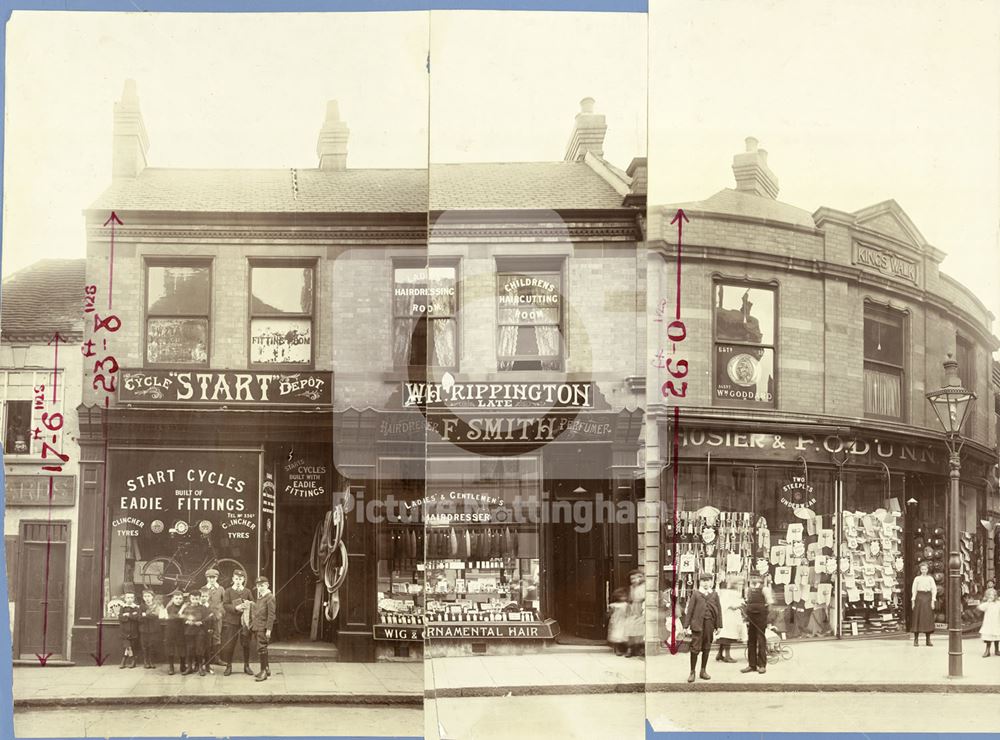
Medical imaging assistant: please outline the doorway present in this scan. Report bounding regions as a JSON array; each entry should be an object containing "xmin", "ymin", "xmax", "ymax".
[{"xmin": 17, "ymin": 521, "xmax": 69, "ymax": 660}]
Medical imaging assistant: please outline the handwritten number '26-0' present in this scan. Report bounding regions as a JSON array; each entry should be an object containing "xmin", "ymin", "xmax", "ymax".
[
  {"xmin": 666, "ymin": 320, "xmax": 686, "ymax": 342},
  {"xmin": 662, "ymin": 380, "xmax": 688, "ymax": 398}
]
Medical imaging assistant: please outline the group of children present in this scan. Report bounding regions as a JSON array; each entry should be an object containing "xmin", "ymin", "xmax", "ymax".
[
  {"xmin": 607, "ymin": 569, "xmax": 646, "ymax": 658},
  {"xmin": 117, "ymin": 569, "xmax": 276, "ymax": 682}
]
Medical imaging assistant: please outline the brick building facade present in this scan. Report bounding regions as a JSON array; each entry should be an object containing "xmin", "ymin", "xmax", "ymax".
[
  {"xmin": 71, "ymin": 83, "xmax": 645, "ymax": 663},
  {"xmin": 645, "ymin": 138, "xmax": 999, "ymax": 651}
]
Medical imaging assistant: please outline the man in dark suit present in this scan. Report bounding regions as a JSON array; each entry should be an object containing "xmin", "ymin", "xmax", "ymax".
[{"xmin": 682, "ymin": 573, "xmax": 723, "ymax": 683}]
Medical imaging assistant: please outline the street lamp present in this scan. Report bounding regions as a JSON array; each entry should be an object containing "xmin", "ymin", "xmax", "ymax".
[{"xmin": 925, "ymin": 353, "xmax": 976, "ymax": 678}]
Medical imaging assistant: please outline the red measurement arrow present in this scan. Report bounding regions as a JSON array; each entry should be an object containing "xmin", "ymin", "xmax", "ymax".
[
  {"xmin": 46, "ymin": 332, "xmax": 66, "ymax": 404},
  {"xmin": 667, "ymin": 208, "xmax": 688, "ymax": 655},
  {"xmin": 34, "ymin": 478, "xmax": 56, "ymax": 666},
  {"xmin": 90, "ymin": 404, "xmax": 111, "ymax": 667},
  {"xmin": 102, "ymin": 212, "xmax": 122, "ymax": 310}
]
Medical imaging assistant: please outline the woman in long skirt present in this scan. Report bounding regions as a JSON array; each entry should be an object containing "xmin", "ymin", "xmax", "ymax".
[{"xmin": 910, "ymin": 561, "xmax": 936, "ymax": 646}]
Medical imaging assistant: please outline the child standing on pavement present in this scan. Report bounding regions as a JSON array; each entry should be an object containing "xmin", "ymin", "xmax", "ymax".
[
  {"xmin": 978, "ymin": 587, "xmax": 1000, "ymax": 657},
  {"xmin": 251, "ymin": 576, "xmax": 276, "ymax": 682},
  {"xmin": 161, "ymin": 589, "xmax": 186, "ymax": 675},
  {"xmin": 625, "ymin": 569, "xmax": 645, "ymax": 658},
  {"xmin": 118, "ymin": 590, "xmax": 140, "ymax": 669},
  {"xmin": 607, "ymin": 587, "xmax": 629, "ymax": 656},
  {"xmin": 138, "ymin": 589, "xmax": 160, "ymax": 669},
  {"xmin": 180, "ymin": 590, "xmax": 209, "ymax": 676},
  {"xmin": 681, "ymin": 573, "xmax": 723, "ymax": 683}
]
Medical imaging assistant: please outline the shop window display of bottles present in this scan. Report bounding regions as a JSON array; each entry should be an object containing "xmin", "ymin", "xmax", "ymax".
[{"xmin": 376, "ymin": 523, "xmax": 425, "ymax": 627}]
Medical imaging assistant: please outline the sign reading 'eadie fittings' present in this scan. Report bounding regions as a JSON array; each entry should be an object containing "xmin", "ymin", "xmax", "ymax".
[{"xmin": 118, "ymin": 369, "xmax": 332, "ymax": 406}]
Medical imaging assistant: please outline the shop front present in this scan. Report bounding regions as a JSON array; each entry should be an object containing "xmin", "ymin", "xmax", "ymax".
[
  {"xmin": 657, "ymin": 421, "xmax": 993, "ymax": 646},
  {"xmin": 370, "ymin": 380, "xmax": 643, "ymax": 657},
  {"xmin": 72, "ymin": 368, "xmax": 350, "ymax": 661}
]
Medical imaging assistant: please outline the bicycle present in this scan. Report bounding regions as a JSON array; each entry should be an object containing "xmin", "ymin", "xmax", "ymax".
[
  {"xmin": 743, "ymin": 627, "xmax": 794, "ymax": 664},
  {"xmin": 137, "ymin": 527, "xmax": 246, "ymax": 593}
]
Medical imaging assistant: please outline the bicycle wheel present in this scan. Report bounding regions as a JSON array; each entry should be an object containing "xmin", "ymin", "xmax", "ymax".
[
  {"xmin": 293, "ymin": 600, "xmax": 316, "ymax": 636},
  {"xmin": 779, "ymin": 645, "xmax": 793, "ymax": 662},
  {"xmin": 211, "ymin": 558, "xmax": 246, "ymax": 588},
  {"xmin": 767, "ymin": 647, "xmax": 779, "ymax": 665},
  {"xmin": 138, "ymin": 557, "xmax": 185, "ymax": 593}
]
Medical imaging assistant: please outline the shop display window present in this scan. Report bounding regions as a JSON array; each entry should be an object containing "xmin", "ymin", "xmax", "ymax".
[
  {"xmin": 423, "ymin": 455, "xmax": 542, "ymax": 624},
  {"xmin": 376, "ymin": 457, "xmax": 425, "ymax": 628},
  {"xmin": 145, "ymin": 262, "xmax": 210, "ymax": 365}
]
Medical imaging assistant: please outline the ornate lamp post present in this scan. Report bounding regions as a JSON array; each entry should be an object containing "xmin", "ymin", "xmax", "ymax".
[{"xmin": 925, "ymin": 354, "xmax": 976, "ymax": 678}]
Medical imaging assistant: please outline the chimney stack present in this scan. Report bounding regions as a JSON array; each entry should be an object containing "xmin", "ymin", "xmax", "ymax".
[
  {"xmin": 317, "ymin": 100, "xmax": 349, "ymax": 170},
  {"xmin": 732, "ymin": 137, "xmax": 779, "ymax": 199},
  {"xmin": 564, "ymin": 97, "xmax": 608, "ymax": 162},
  {"xmin": 112, "ymin": 79, "xmax": 149, "ymax": 180}
]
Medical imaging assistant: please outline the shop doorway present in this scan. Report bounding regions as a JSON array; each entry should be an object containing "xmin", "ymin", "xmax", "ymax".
[
  {"xmin": 551, "ymin": 481, "xmax": 608, "ymax": 642},
  {"xmin": 16, "ymin": 521, "xmax": 69, "ymax": 660}
]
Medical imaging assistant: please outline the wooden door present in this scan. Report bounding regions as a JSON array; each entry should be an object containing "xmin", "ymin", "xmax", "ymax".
[
  {"xmin": 17, "ymin": 521, "xmax": 69, "ymax": 660},
  {"xmin": 552, "ymin": 492, "xmax": 608, "ymax": 641}
]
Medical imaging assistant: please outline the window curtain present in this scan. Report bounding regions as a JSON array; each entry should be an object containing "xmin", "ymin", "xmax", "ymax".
[
  {"xmin": 498, "ymin": 325, "xmax": 519, "ymax": 370},
  {"xmin": 432, "ymin": 318, "xmax": 456, "ymax": 369},
  {"xmin": 864, "ymin": 366, "xmax": 901, "ymax": 417},
  {"xmin": 393, "ymin": 318, "xmax": 417, "ymax": 366},
  {"xmin": 535, "ymin": 325, "xmax": 561, "ymax": 370}
]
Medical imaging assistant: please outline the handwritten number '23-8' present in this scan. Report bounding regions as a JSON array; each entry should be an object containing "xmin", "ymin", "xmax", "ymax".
[
  {"xmin": 92, "ymin": 312, "xmax": 121, "ymax": 393},
  {"xmin": 662, "ymin": 319, "xmax": 688, "ymax": 399}
]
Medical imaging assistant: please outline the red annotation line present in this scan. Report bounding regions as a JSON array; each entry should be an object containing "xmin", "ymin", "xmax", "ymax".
[
  {"xmin": 666, "ymin": 208, "xmax": 688, "ymax": 655},
  {"xmin": 103, "ymin": 211, "xmax": 121, "ymax": 310}
]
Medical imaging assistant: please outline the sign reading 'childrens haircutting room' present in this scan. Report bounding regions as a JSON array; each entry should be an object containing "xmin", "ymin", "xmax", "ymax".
[{"xmin": 118, "ymin": 369, "xmax": 333, "ymax": 406}]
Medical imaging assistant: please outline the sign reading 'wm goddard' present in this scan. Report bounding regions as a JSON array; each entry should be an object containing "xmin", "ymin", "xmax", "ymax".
[
  {"xmin": 402, "ymin": 381, "xmax": 593, "ymax": 409},
  {"xmin": 118, "ymin": 369, "xmax": 333, "ymax": 406}
]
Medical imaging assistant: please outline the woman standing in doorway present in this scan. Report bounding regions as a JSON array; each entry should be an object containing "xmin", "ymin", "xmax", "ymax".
[{"xmin": 911, "ymin": 561, "xmax": 936, "ymax": 646}]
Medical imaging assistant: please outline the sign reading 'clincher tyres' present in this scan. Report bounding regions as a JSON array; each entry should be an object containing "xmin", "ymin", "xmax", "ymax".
[{"xmin": 118, "ymin": 369, "xmax": 333, "ymax": 406}]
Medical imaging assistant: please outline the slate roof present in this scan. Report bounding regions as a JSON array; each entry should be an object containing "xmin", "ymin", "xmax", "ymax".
[
  {"xmin": 1, "ymin": 259, "xmax": 87, "ymax": 341},
  {"xmin": 668, "ymin": 188, "xmax": 817, "ymax": 229},
  {"xmin": 86, "ymin": 161, "xmax": 629, "ymax": 215}
]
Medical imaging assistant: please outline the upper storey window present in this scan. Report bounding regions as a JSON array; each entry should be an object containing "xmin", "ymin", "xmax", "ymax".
[
  {"xmin": 249, "ymin": 263, "xmax": 315, "ymax": 367},
  {"xmin": 392, "ymin": 263, "xmax": 458, "ymax": 370},
  {"xmin": 713, "ymin": 281, "xmax": 776, "ymax": 407},
  {"xmin": 146, "ymin": 262, "xmax": 210, "ymax": 366},
  {"xmin": 863, "ymin": 304, "xmax": 906, "ymax": 420},
  {"xmin": 496, "ymin": 262, "xmax": 564, "ymax": 372}
]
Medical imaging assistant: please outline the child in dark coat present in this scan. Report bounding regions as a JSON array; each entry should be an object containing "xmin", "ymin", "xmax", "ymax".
[
  {"xmin": 138, "ymin": 590, "xmax": 160, "ymax": 669},
  {"xmin": 681, "ymin": 573, "xmax": 723, "ymax": 683},
  {"xmin": 161, "ymin": 589, "xmax": 186, "ymax": 675},
  {"xmin": 118, "ymin": 591, "xmax": 140, "ymax": 669}
]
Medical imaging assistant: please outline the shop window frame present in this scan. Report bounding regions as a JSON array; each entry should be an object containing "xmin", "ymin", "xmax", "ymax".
[
  {"xmin": 143, "ymin": 257, "xmax": 213, "ymax": 368},
  {"xmin": 710, "ymin": 275, "xmax": 779, "ymax": 409},
  {"xmin": 495, "ymin": 256, "xmax": 566, "ymax": 373},
  {"xmin": 247, "ymin": 258, "xmax": 318, "ymax": 370},
  {"xmin": 862, "ymin": 301, "xmax": 908, "ymax": 422},
  {"xmin": 390, "ymin": 257, "xmax": 461, "ymax": 373}
]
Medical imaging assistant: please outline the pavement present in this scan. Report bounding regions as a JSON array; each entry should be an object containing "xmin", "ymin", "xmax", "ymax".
[{"xmin": 12, "ymin": 637, "xmax": 1000, "ymax": 708}]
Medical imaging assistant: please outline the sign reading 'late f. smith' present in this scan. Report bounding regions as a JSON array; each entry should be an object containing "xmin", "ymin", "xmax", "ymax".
[
  {"xmin": 402, "ymin": 381, "xmax": 593, "ymax": 409},
  {"xmin": 118, "ymin": 369, "xmax": 333, "ymax": 406}
]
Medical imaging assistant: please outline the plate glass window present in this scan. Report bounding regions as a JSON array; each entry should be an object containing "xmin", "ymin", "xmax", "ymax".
[
  {"xmin": 146, "ymin": 264, "xmax": 210, "ymax": 365},
  {"xmin": 713, "ymin": 282, "xmax": 776, "ymax": 407},
  {"xmin": 497, "ymin": 270, "xmax": 563, "ymax": 372},
  {"xmin": 392, "ymin": 265, "xmax": 457, "ymax": 370},
  {"xmin": 250, "ymin": 265, "xmax": 314, "ymax": 366},
  {"xmin": 863, "ymin": 305, "xmax": 905, "ymax": 420}
]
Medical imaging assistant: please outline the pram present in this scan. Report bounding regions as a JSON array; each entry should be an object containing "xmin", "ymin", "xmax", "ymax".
[{"xmin": 743, "ymin": 623, "xmax": 793, "ymax": 664}]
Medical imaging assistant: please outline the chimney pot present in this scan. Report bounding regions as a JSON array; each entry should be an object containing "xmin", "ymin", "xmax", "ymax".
[
  {"xmin": 317, "ymin": 99, "xmax": 350, "ymax": 170},
  {"xmin": 564, "ymin": 97, "xmax": 607, "ymax": 162},
  {"xmin": 732, "ymin": 136, "xmax": 779, "ymax": 200}
]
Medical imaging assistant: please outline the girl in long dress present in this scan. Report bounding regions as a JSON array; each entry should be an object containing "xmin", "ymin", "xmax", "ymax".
[
  {"xmin": 714, "ymin": 576, "xmax": 747, "ymax": 663},
  {"xmin": 977, "ymin": 587, "xmax": 1000, "ymax": 657},
  {"xmin": 910, "ymin": 561, "xmax": 936, "ymax": 646}
]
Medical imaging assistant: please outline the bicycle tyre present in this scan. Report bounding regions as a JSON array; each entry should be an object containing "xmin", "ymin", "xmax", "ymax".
[
  {"xmin": 767, "ymin": 649, "xmax": 779, "ymax": 665},
  {"xmin": 293, "ymin": 600, "xmax": 316, "ymax": 636},
  {"xmin": 138, "ymin": 557, "xmax": 186, "ymax": 593},
  {"xmin": 779, "ymin": 645, "xmax": 793, "ymax": 661}
]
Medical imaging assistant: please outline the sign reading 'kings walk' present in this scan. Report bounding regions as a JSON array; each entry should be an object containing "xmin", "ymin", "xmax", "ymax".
[
  {"xmin": 402, "ymin": 381, "xmax": 593, "ymax": 409},
  {"xmin": 118, "ymin": 369, "xmax": 333, "ymax": 406}
]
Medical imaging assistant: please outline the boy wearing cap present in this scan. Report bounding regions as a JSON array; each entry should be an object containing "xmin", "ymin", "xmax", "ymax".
[
  {"xmin": 222, "ymin": 569, "xmax": 254, "ymax": 676},
  {"xmin": 180, "ymin": 590, "xmax": 210, "ymax": 676},
  {"xmin": 161, "ymin": 589, "xmax": 187, "ymax": 675},
  {"xmin": 250, "ymin": 576, "xmax": 276, "ymax": 682},
  {"xmin": 118, "ymin": 590, "xmax": 140, "ymax": 669},
  {"xmin": 203, "ymin": 568, "xmax": 226, "ymax": 666},
  {"xmin": 681, "ymin": 573, "xmax": 723, "ymax": 683},
  {"xmin": 138, "ymin": 589, "xmax": 161, "ymax": 669}
]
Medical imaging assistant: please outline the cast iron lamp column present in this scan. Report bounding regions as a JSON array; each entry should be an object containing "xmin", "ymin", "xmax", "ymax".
[{"xmin": 925, "ymin": 354, "xmax": 976, "ymax": 679}]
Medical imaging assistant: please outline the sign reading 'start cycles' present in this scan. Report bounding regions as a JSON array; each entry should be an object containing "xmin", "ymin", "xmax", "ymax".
[{"xmin": 117, "ymin": 368, "xmax": 333, "ymax": 406}]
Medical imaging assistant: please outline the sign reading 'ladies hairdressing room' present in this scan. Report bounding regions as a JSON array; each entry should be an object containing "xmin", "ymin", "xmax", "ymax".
[{"xmin": 118, "ymin": 369, "xmax": 333, "ymax": 406}]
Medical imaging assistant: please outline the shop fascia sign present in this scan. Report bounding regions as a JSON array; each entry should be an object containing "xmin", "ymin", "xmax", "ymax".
[
  {"xmin": 373, "ymin": 623, "xmax": 560, "ymax": 640},
  {"xmin": 853, "ymin": 241, "xmax": 918, "ymax": 283},
  {"xmin": 118, "ymin": 369, "xmax": 333, "ymax": 406},
  {"xmin": 670, "ymin": 428, "xmax": 941, "ymax": 471},
  {"xmin": 402, "ymin": 380, "xmax": 593, "ymax": 409}
]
